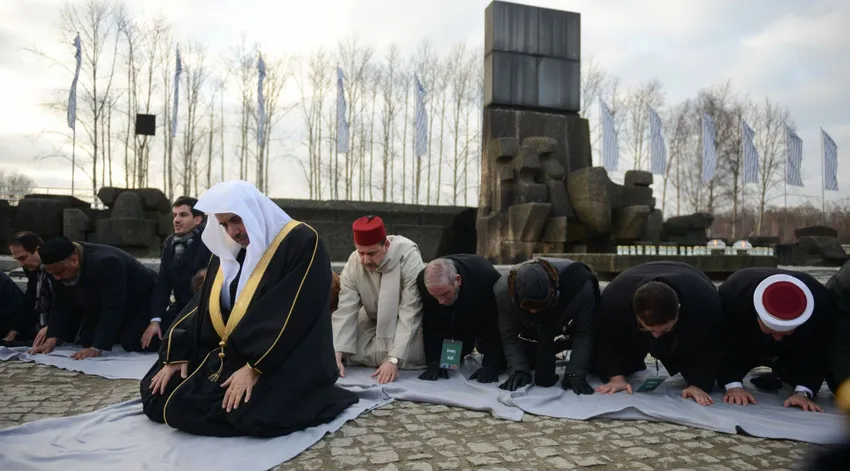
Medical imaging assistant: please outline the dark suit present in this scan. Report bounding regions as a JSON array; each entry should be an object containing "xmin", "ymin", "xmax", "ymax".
[
  {"xmin": 11, "ymin": 267, "xmax": 54, "ymax": 341},
  {"xmin": 0, "ymin": 271, "xmax": 24, "ymax": 339},
  {"xmin": 416, "ymin": 254, "xmax": 505, "ymax": 369},
  {"xmin": 46, "ymin": 242, "xmax": 158, "ymax": 352},
  {"xmin": 149, "ymin": 228, "xmax": 211, "ymax": 331},
  {"xmin": 824, "ymin": 260, "xmax": 850, "ymax": 391}
]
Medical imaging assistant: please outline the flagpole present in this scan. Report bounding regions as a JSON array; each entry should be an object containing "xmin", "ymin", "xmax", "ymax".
[
  {"xmin": 334, "ymin": 62, "xmax": 340, "ymax": 201},
  {"xmin": 783, "ymin": 126, "xmax": 788, "ymax": 242},
  {"xmin": 821, "ymin": 128, "xmax": 826, "ymax": 226},
  {"xmin": 71, "ymin": 124, "xmax": 76, "ymax": 197}
]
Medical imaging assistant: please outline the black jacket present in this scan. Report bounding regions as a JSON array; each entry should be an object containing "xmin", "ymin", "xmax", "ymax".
[
  {"xmin": 0, "ymin": 271, "xmax": 24, "ymax": 337},
  {"xmin": 416, "ymin": 254, "xmax": 504, "ymax": 369},
  {"xmin": 495, "ymin": 259, "xmax": 600, "ymax": 377},
  {"xmin": 717, "ymin": 267, "xmax": 833, "ymax": 393},
  {"xmin": 824, "ymin": 260, "xmax": 850, "ymax": 388},
  {"xmin": 595, "ymin": 261, "xmax": 723, "ymax": 392},
  {"xmin": 47, "ymin": 242, "xmax": 158, "ymax": 351},
  {"xmin": 149, "ymin": 227, "xmax": 211, "ymax": 330}
]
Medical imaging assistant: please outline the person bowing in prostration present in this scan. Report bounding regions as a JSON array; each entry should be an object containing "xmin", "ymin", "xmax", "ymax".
[
  {"xmin": 140, "ymin": 180, "xmax": 358, "ymax": 437},
  {"xmin": 717, "ymin": 267, "xmax": 834, "ymax": 412},
  {"xmin": 593, "ymin": 261, "xmax": 723, "ymax": 406},
  {"xmin": 332, "ymin": 215, "xmax": 426, "ymax": 384}
]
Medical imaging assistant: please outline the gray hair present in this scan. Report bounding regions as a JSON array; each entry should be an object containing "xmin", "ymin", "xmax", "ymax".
[{"xmin": 423, "ymin": 258, "xmax": 458, "ymax": 289}]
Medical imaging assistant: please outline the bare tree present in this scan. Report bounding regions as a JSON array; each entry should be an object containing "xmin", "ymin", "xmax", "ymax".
[
  {"xmin": 624, "ymin": 79, "xmax": 664, "ymax": 170},
  {"xmin": 753, "ymin": 97, "xmax": 793, "ymax": 234},
  {"xmin": 413, "ymin": 41, "xmax": 438, "ymax": 205},
  {"xmin": 256, "ymin": 54, "xmax": 292, "ymax": 193},
  {"xmin": 446, "ymin": 43, "xmax": 475, "ymax": 206},
  {"xmin": 338, "ymin": 37, "xmax": 374, "ymax": 200},
  {"xmin": 0, "ymin": 170, "xmax": 36, "ymax": 200},
  {"xmin": 379, "ymin": 44, "xmax": 401, "ymax": 202},
  {"xmin": 176, "ymin": 42, "xmax": 209, "ymax": 196},
  {"xmin": 294, "ymin": 48, "xmax": 331, "ymax": 199},
  {"xmin": 579, "ymin": 55, "xmax": 611, "ymax": 118},
  {"xmin": 135, "ymin": 14, "xmax": 169, "ymax": 188},
  {"xmin": 663, "ymin": 101, "xmax": 693, "ymax": 216}
]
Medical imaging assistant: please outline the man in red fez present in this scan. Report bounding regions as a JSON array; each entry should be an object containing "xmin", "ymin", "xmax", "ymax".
[
  {"xmin": 332, "ymin": 215, "xmax": 426, "ymax": 384},
  {"xmin": 717, "ymin": 267, "xmax": 835, "ymax": 412}
]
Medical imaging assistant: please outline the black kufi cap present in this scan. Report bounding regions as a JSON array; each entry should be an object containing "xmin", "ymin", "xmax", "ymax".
[
  {"xmin": 515, "ymin": 263, "xmax": 552, "ymax": 304},
  {"xmin": 38, "ymin": 237, "xmax": 76, "ymax": 264}
]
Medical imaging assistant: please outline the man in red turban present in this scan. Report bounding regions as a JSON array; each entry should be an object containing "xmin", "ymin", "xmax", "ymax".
[{"xmin": 332, "ymin": 215, "xmax": 426, "ymax": 384}]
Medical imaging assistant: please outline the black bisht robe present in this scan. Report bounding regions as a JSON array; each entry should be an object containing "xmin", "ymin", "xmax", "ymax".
[
  {"xmin": 495, "ymin": 259, "xmax": 600, "ymax": 381},
  {"xmin": 415, "ymin": 254, "xmax": 505, "ymax": 369},
  {"xmin": 717, "ymin": 267, "xmax": 833, "ymax": 394},
  {"xmin": 593, "ymin": 261, "xmax": 723, "ymax": 392},
  {"xmin": 824, "ymin": 260, "xmax": 850, "ymax": 391},
  {"xmin": 46, "ymin": 243, "xmax": 157, "ymax": 351},
  {"xmin": 140, "ymin": 221, "xmax": 358, "ymax": 438}
]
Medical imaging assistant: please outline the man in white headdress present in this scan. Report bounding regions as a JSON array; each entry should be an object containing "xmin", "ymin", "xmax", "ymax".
[
  {"xmin": 332, "ymin": 215, "xmax": 426, "ymax": 384},
  {"xmin": 140, "ymin": 180, "xmax": 358, "ymax": 437}
]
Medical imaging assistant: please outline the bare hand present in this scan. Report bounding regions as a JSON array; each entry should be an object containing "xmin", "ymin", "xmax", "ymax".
[
  {"xmin": 141, "ymin": 322, "xmax": 162, "ymax": 349},
  {"xmin": 682, "ymin": 385, "xmax": 714, "ymax": 406},
  {"xmin": 2, "ymin": 330, "xmax": 17, "ymax": 342},
  {"xmin": 723, "ymin": 387, "xmax": 757, "ymax": 406},
  {"xmin": 71, "ymin": 347, "xmax": 101, "ymax": 360},
  {"xmin": 149, "ymin": 363, "xmax": 188, "ymax": 395},
  {"xmin": 221, "ymin": 364, "xmax": 261, "ymax": 413},
  {"xmin": 28, "ymin": 337, "xmax": 57, "ymax": 355},
  {"xmin": 372, "ymin": 361, "xmax": 399, "ymax": 384},
  {"xmin": 335, "ymin": 352, "xmax": 345, "ymax": 378},
  {"xmin": 784, "ymin": 393, "xmax": 823, "ymax": 412},
  {"xmin": 595, "ymin": 375, "xmax": 633, "ymax": 394},
  {"xmin": 32, "ymin": 327, "xmax": 48, "ymax": 348}
]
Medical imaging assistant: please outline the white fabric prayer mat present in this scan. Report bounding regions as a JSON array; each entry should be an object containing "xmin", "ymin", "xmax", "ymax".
[{"xmin": 0, "ymin": 345, "xmax": 158, "ymax": 380}]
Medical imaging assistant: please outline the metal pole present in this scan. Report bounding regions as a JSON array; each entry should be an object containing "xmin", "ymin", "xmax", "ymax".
[
  {"xmin": 71, "ymin": 125, "xmax": 76, "ymax": 197},
  {"xmin": 783, "ymin": 127, "xmax": 788, "ymax": 242},
  {"xmin": 821, "ymin": 128, "xmax": 826, "ymax": 226}
]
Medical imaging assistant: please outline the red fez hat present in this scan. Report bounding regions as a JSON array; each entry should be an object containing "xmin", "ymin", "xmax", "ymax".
[
  {"xmin": 753, "ymin": 274, "xmax": 814, "ymax": 332},
  {"xmin": 352, "ymin": 215, "xmax": 386, "ymax": 246}
]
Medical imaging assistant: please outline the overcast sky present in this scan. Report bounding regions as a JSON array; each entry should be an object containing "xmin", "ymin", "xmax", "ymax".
[{"xmin": 0, "ymin": 0, "xmax": 848, "ymax": 208}]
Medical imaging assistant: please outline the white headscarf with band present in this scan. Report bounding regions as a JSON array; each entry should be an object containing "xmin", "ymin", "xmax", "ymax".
[{"xmin": 194, "ymin": 180, "xmax": 292, "ymax": 309}]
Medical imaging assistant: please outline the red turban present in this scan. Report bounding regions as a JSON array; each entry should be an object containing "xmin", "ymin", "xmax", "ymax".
[{"xmin": 352, "ymin": 215, "xmax": 386, "ymax": 246}]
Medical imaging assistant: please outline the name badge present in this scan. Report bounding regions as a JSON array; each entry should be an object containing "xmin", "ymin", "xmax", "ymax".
[
  {"xmin": 440, "ymin": 340, "xmax": 463, "ymax": 370},
  {"xmin": 636, "ymin": 376, "xmax": 668, "ymax": 393}
]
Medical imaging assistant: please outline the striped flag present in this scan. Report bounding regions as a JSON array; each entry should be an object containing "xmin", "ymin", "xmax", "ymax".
[
  {"xmin": 822, "ymin": 129, "xmax": 838, "ymax": 191},
  {"xmin": 599, "ymin": 98, "xmax": 619, "ymax": 172},
  {"xmin": 786, "ymin": 126, "xmax": 804, "ymax": 187},
  {"xmin": 413, "ymin": 74, "xmax": 428, "ymax": 157},
  {"xmin": 648, "ymin": 106, "xmax": 666, "ymax": 174},
  {"xmin": 336, "ymin": 66, "xmax": 349, "ymax": 153},
  {"xmin": 701, "ymin": 113, "xmax": 717, "ymax": 183},
  {"xmin": 171, "ymin": 45, "xmax": 182, "ymax": 137},
  {"xmin": 66, "ymin": 33, "xmax": 81, "ymax": 130},
  {"xmin": 741, "ymin": 119, "xmax": 759, "ymax": 183},
  {"xmin": 257, "ymin": 54, "xmax": 266, "ymax": 148}
]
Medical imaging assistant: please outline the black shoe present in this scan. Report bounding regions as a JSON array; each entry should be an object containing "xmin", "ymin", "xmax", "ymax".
[{"xmin": 750, "ymin": 373, "xmax": 783, "ymax": 391}]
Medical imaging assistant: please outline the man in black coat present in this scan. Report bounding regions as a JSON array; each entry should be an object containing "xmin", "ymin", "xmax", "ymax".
[
  {"xmin": 0, "ymin": 271, "xmax": 24, "ymax": 344},
  {"xmin": 594, "ymin": 261, "xmax": 722, "ymax": 406},
  {"xmin": 28, "ymin": 237, "xmax": 158, "ymax": 359},
  {"xmin": 141, "ymin": 196, "xmax": 211, "ymax": 349},
  {"xmin": 416, "ymin": 254, "xmax": 505, "ymax": 383},
  {"xmin": 494, "ymin": 258, "xmax": 600, "ymax": 394},
  {"xmin": 717, "ymin": 267, "xmax": 832, "ymax": 413},
  {"xmin": 824, "ymin": 260, "xmax": 850, "ymax": 392},
  {"xmin": 5, "ymin": 231, "xmax": 53, "ymax": 345}
]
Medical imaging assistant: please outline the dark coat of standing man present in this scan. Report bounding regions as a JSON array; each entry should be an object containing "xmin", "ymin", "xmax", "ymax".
[
  {"xmin": 416, "ymin": 254, "xmax": 505, "ymax": 383},
  {"xmin": 28, "ymin": 238, "xmax": 158, "ymax": 359},
  {"xmin": 5, "ymin": 231, "xmax": 54, "ymax": 345},
  {"xmin": 141, "ymin": 196, "xmax": 211, "ymax": 349},
  {"xmin": 494, "ymin": 258, "xmax": 600, "ymax": 394}
]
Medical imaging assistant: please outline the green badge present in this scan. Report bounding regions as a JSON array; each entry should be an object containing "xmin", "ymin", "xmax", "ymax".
[
  {"xmin": 636, "ymin": 376, "xmax": 668, "ymax": 393},
  {"xmin": 439, "ymin": 340, "xmax": 463, "ymax": 370}
]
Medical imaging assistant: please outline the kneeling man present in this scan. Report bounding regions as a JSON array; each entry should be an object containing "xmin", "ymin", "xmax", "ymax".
[
  {"xmin": 140, "ymin": 181, "xmax": 358, "ymax": 437},
  {"xmin": 494, "ymin": 258, "xmax": 600, "ymax": 394},
  {"xmin": 717, "ymin": 267, "xmax": 832, "ymax": 412},
  {"xmin": 416, "ymin": 254, "xmax": 505, "ymax": 382},
  {"xmin": 333, "ymin": 216, "xmax": 426, "ymax": 384},
  {"xmin": 594, "ymin": 261, "xmax": 723, "ymax": 405}
]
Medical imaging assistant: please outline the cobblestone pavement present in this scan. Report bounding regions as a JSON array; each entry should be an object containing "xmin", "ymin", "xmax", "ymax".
[{"xmin": 1, "ymin": 360, "xmax": 832, "ymax": 471}]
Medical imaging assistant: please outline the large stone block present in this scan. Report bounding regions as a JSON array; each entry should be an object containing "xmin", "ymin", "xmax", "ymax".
[
  {"xmin": 538, "ymin": 57, "xmax": 580, "ymax": 111},
  {"xmin": 566, "ymin": 167, "xmax": 612, "ymax": 234},
  {"xmin": 94, "ymin": 218, "xmax": 157, "ymax": 247},
  {"xmin": 63, "ymin": 208, "xmax": 93, "ymax": 242},
  {"xmin": 564, "ymin": 115, "xmax": 592, "ymax": 172},
  {"xmin": 111, "ymin": 192, "xmax": 145, "ymax": 219},
  {"xmin": 612, "ymin": 205, "xmax": 651, "ymax": 240},
  {"xmin": 485, "ymin": 51, "xmax": 538, "ymax": 108},
  {"xmin": 508, "ymin": 203, "xmax": 551, "ymax": 242},
  {"xmin": 485, "ymin": 1, "xmax": 580, "ymax": 60},
  {"xmin": 14, "ymin": 198, "xmax": 71, "ymax": 241},
  {"xmin": 540, "ymin": 216, "xmax": 567, "ymax": 243}
]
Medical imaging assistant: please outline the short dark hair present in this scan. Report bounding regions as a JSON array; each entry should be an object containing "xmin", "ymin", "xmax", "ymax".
[
  {"xmin": 10, "ymin": 231, "xmax": 44, "ymax": 253},
  {"xmin": 633, "ymin": 281, "xmax": 680, "ymax": 326},
  {"xmin": 172, "ymin": 196, "xmax": 203, "ymax": 218}
]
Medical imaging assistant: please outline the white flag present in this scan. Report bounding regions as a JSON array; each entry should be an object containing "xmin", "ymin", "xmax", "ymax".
[
  {"xmin": 786, "ymin": 126, "xmax": 804, "ymax": 187},
  {"xmin": 599, "ymin": 98, "xmax": 619, "ymax": 172},
  {"xmin": 336, "ymin": 66, "xmax": 349, "ymax": 153},
  {"xmin": 171, "ymin": 46, "xmax": 182, "ymax": 137},
  {"xmin": 822, "ymin": 129, "xmax": 838, "ymax": 191},
  {"xmin": 702, "ymin": 113, "xmax": 717, "ymax": 183},
  {"xmin": 67, "ymin": 33, "xmax": 81, "ymax": 130},
  {"xmin": 414, "ymin": 74, "xmax": 428, "ymax": 157},
  {"xmin": 741, "ymin": 120, "xmax": 759, "ymax": 183},
  {"xmin": 257, "ymin": 55, "xmax": 267, "ymax": 148},
  {"xmin": 648, "ymin": 106, "xmax": 666, "ymax": 174}
]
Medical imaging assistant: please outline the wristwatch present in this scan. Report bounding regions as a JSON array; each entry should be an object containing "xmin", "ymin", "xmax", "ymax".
[{"xmin": 387, "ymin": 356, "xmax": 399, "ymax": 366}]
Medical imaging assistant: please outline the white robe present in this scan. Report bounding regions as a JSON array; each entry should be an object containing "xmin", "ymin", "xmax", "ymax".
[{"xmin": 332, "ymin": 235, "xmax": 426, "ymax": 368}]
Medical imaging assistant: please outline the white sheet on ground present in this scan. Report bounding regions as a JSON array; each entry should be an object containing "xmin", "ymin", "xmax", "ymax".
[
  {"xmin": 507, "ymin": 363, "xmax": 848, "ymax": 445},
  {"xmin": 0, "ymin": 388, "xmax": 391, "ymax": 471},
  {"xmin": 337, "ymin": 355, "xmax": 525, "ymax": 421},
  {"xmin": 0, "ymin": 345, "xmax": 157, "ymax": 380}
]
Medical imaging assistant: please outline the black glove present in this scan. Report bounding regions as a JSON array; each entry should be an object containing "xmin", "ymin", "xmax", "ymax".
[
  {"xmin": 562, "ymin": 374, "xmax": 594, "ymax": 395},
  {"xmin": 498, "ymin": 371, "xmax": 532, "ymax": 391},
  {"xmin": 418, "ymin": 363, "xmax": 449, "ymax": 381},
  {"xmin": 470, "ymin": 366, "xmax": 499, "ymax": 383},
  {"xmin": 535, "ymin": 371, "xmax": 559, "ymax": 388}
]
